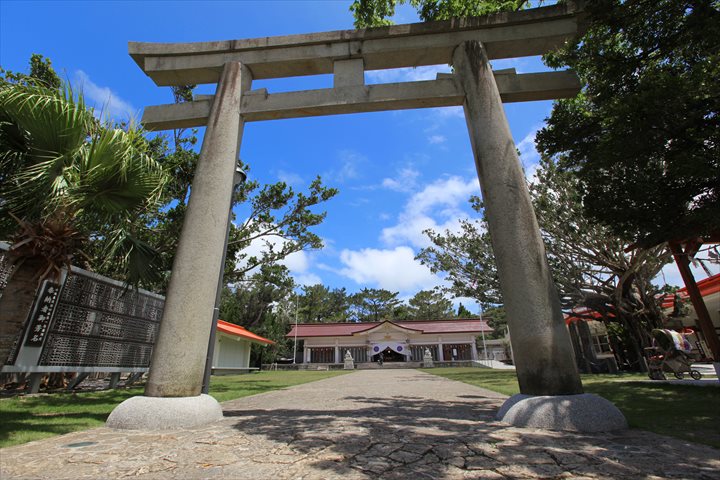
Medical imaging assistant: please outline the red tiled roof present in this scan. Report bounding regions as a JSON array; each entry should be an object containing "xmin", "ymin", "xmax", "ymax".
[
  {"xmin": 217, "ymin": 320, "xmax": 274, "ymax": 345},
  {"xmin": 351, "ymin": 321, "xmax": 425, "ymax": 335},
  {"xmin": 660, "ymin": 273, "xmax": 720, "ymax": 309},
  {"xmin": 403, "ymin": 319, "xmax": 491, "ymax": 334},
  {"xmin": 286, "ymin": 318, "xmax": 492, "ymax": 338}
]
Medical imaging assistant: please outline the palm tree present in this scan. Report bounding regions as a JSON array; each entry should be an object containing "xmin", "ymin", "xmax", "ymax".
[{"xmin": 0, "ymin": 82, "xmax": 168, "ymax": 367}]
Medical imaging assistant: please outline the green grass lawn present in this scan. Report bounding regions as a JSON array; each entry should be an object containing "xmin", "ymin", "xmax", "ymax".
[
  {"xmin": 0, "ymin": 370, "xmax": 348, "ymax": 448},
  {"xmin": 422, "ymin": 367, "xmax": 720, "ymax": 449}
]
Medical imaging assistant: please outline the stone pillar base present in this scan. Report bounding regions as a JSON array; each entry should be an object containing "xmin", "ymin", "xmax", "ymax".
[
  {"xmin": 497, "ymin": 393, "xmax": 627, "ymax": 432},
  {"xmin": 106, "ymin": 394, "xmax": 223, "ymax": 430}
]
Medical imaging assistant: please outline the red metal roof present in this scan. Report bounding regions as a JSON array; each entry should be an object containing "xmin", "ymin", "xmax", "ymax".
[
  {"xmin": 563, "ymin": 274, "xmax": 720, "ymax": 323},
  {"xmin": 660, "ymin": 273, "xmax": 720, "ymax": 309},
  {"xmin": 286, "ymin": 318, "xmax": 492, "ymax": 338},
  {"xmin": 217, "ymin": 320, "xmax": 275, "ymax": 345},
  {"xmin": 564, "ymin": 307, "xmax": 616, "ymax": 325}
]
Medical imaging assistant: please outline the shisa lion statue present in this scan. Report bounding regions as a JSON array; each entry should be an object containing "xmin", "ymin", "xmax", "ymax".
[
  {"xmin": 344, "ymin": 350, "xmax": 355, "ymax": 370},
  {"xmin": 423, "ymin": 348, "xmax": 434, "ymax": 368}
]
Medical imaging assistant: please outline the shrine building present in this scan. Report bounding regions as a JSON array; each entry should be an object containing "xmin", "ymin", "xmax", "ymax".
[{"xmin": 287, "ymin": 319, "xmax": 492, "ymax": 365}]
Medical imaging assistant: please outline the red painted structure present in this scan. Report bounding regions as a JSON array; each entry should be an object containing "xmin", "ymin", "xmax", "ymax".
[{"xmin": 660, "ymin": 273, "xmax": 720, "ymax": 309}]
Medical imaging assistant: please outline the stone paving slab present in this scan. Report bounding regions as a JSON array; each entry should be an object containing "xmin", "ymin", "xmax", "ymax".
[{"xmin": 1, "ymin": 369, "xmax": 719, "ymax": 479}]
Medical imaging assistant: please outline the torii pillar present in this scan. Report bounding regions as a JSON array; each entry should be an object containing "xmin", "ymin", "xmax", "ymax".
[
  {"xmin": 454, "ymin": 40, "xmax": 625, "ymax": 431},
  {"xmin": 107, "ymin": 62, "xmax": 251, "ymax": 429}
]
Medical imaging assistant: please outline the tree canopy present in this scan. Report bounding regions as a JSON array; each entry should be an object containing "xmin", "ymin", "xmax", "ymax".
[
  {"xmin": 537, "ymin": 0, "xmax": 720, "ymax": 247},
  {"xmin": 418, "ymin": 158, "xmax": 671, "ymax": 369},
  {"xmin": 350, "ymin": 0, "xmax": 531, "ymax": 27},
  {"xmin": 297, "ymin": 284, "xmax": 351, "ymax": 323},
  {"xmin": 0, "ymin": 58, "xmax": 167, "ymax": 285},
  {"xmin": 350, "ymin": 288, "xmax": 402, "ymax": 322},
  {"xmin": 407, "ymin": 289, "xmax": 454, "ymax": 319},
  {"xmin": 0, "ymin": 54, "xmax": 61, "ymax": 90}
]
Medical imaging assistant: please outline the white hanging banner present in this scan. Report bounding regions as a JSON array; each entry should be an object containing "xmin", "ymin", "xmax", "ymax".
[{"xmin": 370, "ymin": 342, "xmax": 410, "ymax": 356}]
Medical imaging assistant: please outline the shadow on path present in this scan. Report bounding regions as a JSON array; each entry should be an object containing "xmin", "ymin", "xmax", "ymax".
[{"xmin": 224, "ymin": 395, "xmax": 719, "ymax": 479}]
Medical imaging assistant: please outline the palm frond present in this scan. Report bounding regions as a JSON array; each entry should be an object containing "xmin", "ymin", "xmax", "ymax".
[
  {"xmin": 100, "ymin": 226, "xmax": 164, "ymax": 287},
  {"xmin": 1, "ymin": 82, "xmax": 168, "ymax": 286},
  {"xmin": 0, "ymin": 83, "xmax": 91, "ymax": 163},
  {"xmin": 0, "ymin": 83, "xmax": 90, "ymax": 219},
  {"xmin": 75, "ymin": 125, "xmax": 167, "ymax": 215}
]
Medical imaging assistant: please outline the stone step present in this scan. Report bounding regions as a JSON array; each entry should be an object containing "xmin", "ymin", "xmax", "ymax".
[
  {"xmin": 356, "ymin": 362, "xmax": 423, "ymax": 370},
  {"xmin": 473, "ymin": 359, "xmax": 517, "ymax": 370}
]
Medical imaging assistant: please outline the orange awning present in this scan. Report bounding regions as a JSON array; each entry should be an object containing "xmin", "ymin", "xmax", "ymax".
[{"xmin": 217, "ymin": 319, "xmax": 274, "ymax": 345}]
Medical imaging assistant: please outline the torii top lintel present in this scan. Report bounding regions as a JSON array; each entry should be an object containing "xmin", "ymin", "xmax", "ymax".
[
  {"xmin": 131, "ymin": 2, "xmax": 585, "ymax": 131},
  {"xmin": 130, "ymin": 2, "xmax": 584, "ymax": 85}
]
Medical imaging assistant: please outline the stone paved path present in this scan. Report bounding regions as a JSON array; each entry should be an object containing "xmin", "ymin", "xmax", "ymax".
[{"xmin": 1, "ymin": 369, "xmax": 719, "ymax": 479}]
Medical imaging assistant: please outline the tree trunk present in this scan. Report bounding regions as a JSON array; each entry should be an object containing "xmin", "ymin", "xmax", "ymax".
[{"xmin": 0, "ymin": 258, "xmax": 44, "ymax": 368}]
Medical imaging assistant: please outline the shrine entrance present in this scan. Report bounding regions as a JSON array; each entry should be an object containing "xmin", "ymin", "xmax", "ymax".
[
  {"xmin": 373, "ymin": 347, "xmax": 406, "ymax": 363},
  {"xmin": 107, "ymin": 2, "xmax": 627, "ymax": 433}
]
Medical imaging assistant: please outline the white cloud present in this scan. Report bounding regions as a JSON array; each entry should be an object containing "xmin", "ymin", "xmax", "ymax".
[
  {"xmin": 276, "ymin": 170, "xmax": 303, "ymax": 186},
  {"xmin": 433, "ymin": 106, "xmax": 465, "ymax": 119},
  {"xmin": 381, "ymin": 167, "xmax": 420, "ymax": 192},
  {"xmin": 294, "ymin": 272, "xmax": 323, "ymax": 286},
  {"xmin": 347, "ymin": 197, "xmax": 371, "ymax": 207},
  {"xmin": 382, "ymin": 214, "xmax": 464, "ymax": 249},
  {"xmin": 381, "ymin": 176, "xmax": 479, "ymax": 248},
  {"xmin": 324, "ymin": 149, "xmax": 365, "ymax": 183},
  {"xmin": 419, "ymin": 107, "xmax": 465, "ymax": 141},
  {"xmin": 428, "ymin": 134, "xmax": 446, "ymax": 145},
  {"xmin": 281, "ymin": 249, "xmax": 310, "ymax": 272},
  {"xmin": 339, "ymin": 246, "xmax": 440, "ymax": 292},
  {"xmin": 404, "ymin": 176, "xmax": 478, "ymax": 219},
  {"xmin": 365, "ymin": 64, "xmax": 452, "ymax": 84},
  {"xmin": 73, "ymin": 70, "xmax": 138, "ymax": 122},
  {"xmin": 517, "ymin": 126, "xmax": 542, "ymax": 183},
  {"xmin": 655, "ymin": 261, "xmax": 720, "ymax": 288}
]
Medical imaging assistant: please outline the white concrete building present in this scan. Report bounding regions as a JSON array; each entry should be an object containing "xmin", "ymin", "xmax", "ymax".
[{"xmin": 212, "ymin": 320, "xmax": 274, "ymax": 374}]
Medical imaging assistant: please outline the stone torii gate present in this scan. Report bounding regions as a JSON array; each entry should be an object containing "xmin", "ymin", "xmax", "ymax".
[{"xmin": 108, "ymin": 2, "xmax": 625, "ymax": 431}]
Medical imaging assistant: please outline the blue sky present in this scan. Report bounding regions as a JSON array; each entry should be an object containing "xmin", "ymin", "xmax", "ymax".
[{"xmin": 1, "ymin": 1, "xmax": 716, "ymax": 308}]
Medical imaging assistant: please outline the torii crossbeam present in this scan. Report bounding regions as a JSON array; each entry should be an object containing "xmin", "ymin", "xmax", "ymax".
[{"xmin": 108, "ymin": 1, "xmax": 627, "ymax": 433}]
